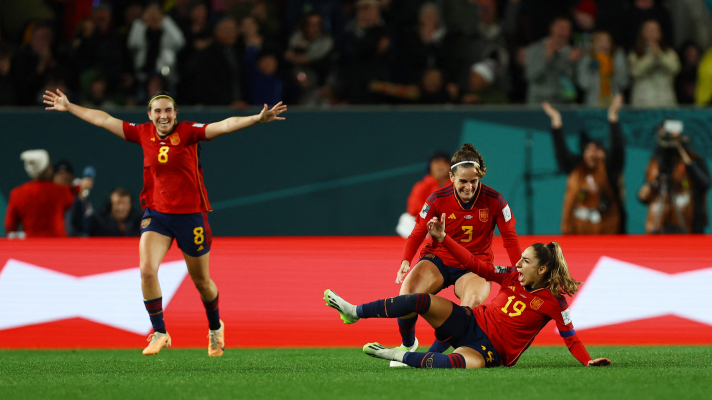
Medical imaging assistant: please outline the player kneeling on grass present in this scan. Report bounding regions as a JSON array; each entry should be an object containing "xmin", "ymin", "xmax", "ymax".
[{"xmin": 324, "ymin": 213, "xmax": 611, "ymax": 369}]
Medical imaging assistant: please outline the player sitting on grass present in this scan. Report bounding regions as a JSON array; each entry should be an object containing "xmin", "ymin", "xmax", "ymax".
[{"xmin": 324, "ymin": 213, "xmax": 611, "ymax": 369}]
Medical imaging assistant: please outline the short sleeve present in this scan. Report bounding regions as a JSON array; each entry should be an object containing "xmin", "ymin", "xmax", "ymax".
[
  {"xmin": 187, "ymin": 122, "xmax": 210, "ymax": 143},
  {"xmin": 123, "ymin": 122, "xmax": 141, "ymax": 144}
]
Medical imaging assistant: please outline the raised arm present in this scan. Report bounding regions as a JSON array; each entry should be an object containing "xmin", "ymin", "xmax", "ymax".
[
  {"xmin": 205, "ymin": 102, "xmax": 287, "ymax": 140},
  {"xmin": 44, "ymin": 89, "xmax": 125, "ymax": 139},
  {"xmin": 542, "ymin": 102, "xmax": 579, "ymax": 174},
  {"xmin": 427, "ymin": 214, "xmax": 504, "ymax": 282}
]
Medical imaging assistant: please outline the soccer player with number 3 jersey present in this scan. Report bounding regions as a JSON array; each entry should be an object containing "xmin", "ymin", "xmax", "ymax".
[
  {"xmin": 390, "ymin": 143, "xmax": 522, "ymax": 365},
  {"xmin": 44, "ymin": 89, "xmax": 287, "ymax": 356},
  {"xmin": 324, "ymin": 213, "xmax": 611, "ymax": 369}
]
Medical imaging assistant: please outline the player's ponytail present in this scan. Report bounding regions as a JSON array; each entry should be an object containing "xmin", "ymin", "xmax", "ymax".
[
  {"xmin": 450, "ymin": 143, "xmax": 487, "ymax": 178},
  {"xmin": 531, "ymin": 242, "xmax": 582, "ymax": 298}
]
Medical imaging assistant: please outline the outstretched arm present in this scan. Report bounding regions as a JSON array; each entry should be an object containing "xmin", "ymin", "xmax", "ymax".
[
  {"xmin": 44, "ymin": 89, "xmax": 125, "ymax": 139},
  {"xmin": 543, "ymin": 102, "xmax": 579, "ymax": 174},
  {"xmin": 205, "ymin": 102, "xmax": 287, "ymax": 140}
]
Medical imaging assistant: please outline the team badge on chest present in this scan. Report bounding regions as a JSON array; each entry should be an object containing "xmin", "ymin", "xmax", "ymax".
[
  {"xmin": 479, "ymin": 208, "xmax": 489, "ymax": 222},
  {"xmin": 169, "ymin": 133, "xmax": 181, "ymax": 145},
  {"xmin": 530, "ymin": 297, "xmax": 544, "ymax": 310}
]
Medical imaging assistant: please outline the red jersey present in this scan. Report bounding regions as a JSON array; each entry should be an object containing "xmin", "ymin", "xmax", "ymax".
[
  {"xmin": 441, "ymin": 235, "xmax": 592, "ymax": 367},
  {"xmin": 406, "ymin": 175, "xmax": 448, "ymax": 217},
  {"xmin": 124, "ymin": 121, "xmax": 212, "ymax": 214},
  {"xmin": 5, "ymin": 180, "xmax": 75, "ymax": 237},
  {"xmin": 403, "ymin": 183, "xmax": 521, "ymax": 268}
]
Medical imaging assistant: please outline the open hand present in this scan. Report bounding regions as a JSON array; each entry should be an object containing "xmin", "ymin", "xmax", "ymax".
[
  {"xmin": 258, "ymin": 102, "xmax": 287, "ymax": 123},
  {"xmin": 426, "ymin": 213, "xmax": 447, "ymax": 242},
  {"xmin": 587, "ymin": 358, "xmax": 611, "ymax": 367},
  {"xmin": 43, "ymin": 89, "xmax": 70, "ymax": 112}
]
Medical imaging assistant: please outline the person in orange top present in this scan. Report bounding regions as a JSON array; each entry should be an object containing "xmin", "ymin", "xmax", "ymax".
[
  {"xmin": 5, "ymin": 149, "xmax": 88, "ymax": 238},
  {"xmin": 397, "ymin": 151, "xmax": 450, "ymax": 238}
]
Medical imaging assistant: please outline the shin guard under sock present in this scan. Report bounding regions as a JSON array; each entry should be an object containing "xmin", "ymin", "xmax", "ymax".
[
  {"xmin": 356, "ymin": 294, "xmax": 432, "ymax": 319},
  {"xmin": 202, "ymin": 293, "xmax": 221, "ymax": 331},
  {"xmin": 403, "ymin": 352, "xmax": 466, "ymax": 369},
  {"xmin": 144, "ymin": 297, "xmax": 166, "ymax": 334},
  {"xmin": 397, "ymin": 317, "xmax": 418, "ymax": 348}
]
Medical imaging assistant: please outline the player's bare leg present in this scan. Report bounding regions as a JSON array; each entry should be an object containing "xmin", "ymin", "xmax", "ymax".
[
  {"xmin": 139, "ymin": 231, "xmax": 173, "ymax": 299},
  {"xmin": 454, "ymin": 272, "xmax": 490, "ymax": 309},
  {"xmin": 452, "ymin": 347, "xmax": 486, "ymax": 369},
  {"xmin": 139, "ymin": 231, "xmax": 173, "ymax": 355},
  {"xmin": 184, "ymin": 252, "xmax": 224, "ymax": 356}
]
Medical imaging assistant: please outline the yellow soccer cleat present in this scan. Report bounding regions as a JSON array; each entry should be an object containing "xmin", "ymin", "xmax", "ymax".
[
  {"xmin": 143, "ymin": 331, "xmax": 171, "ymax": 356},
  {"xmin": 208, "ymin": 320, "xmax": 225, "ymax": 357}
]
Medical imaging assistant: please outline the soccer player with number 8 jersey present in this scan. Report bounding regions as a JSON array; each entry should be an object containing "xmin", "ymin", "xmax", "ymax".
[{"xmin": 44, "ymin": 89, "xmax": 287, "ymax": 356}]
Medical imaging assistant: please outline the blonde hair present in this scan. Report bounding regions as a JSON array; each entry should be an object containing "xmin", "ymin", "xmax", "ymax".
[{"xmin": 531, "ymin": 242, "xmax": 582, "ymax": 297}]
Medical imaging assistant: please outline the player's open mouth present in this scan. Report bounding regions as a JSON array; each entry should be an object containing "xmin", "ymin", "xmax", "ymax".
[{"xmin": 518, "ymin": 272, "xmax": 524, "ymax": 282}]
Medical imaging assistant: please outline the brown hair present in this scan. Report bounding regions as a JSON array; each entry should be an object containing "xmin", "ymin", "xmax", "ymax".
[
  {"xmin": 635, "ymin": 19, "xmax": 669, "ymax": 58},
  {"xmin": 530, "ymin": 242, "xmax": 582, "ymax": 297},
  {"xmin": 451, "ymin": 143, "xmax": 487, "ymax": 178},
  {"xmin": 147, "ymin": 91, "xmax": 177, "ymax": 111}
]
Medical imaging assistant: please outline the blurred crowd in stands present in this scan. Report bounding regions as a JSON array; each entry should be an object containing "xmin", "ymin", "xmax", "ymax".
[{"xmin": 2, "ymin": 0, "xmax": 712, "ymax": 108}]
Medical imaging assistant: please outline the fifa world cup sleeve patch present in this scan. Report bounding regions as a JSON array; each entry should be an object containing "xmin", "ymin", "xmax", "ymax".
[
  {"xmin": 561, "ymin": 308, "xmax": 572, "ymax": 325},
  {"xmin": 192, "ymin": 123, "xmax": 205, "ymax": 128},
  {"xmin": 420, "ymin": 203, "xmax": 431, "ymax": 219},
  {"xmin": 502, "ymin": 204, "xmax": 512, "ymax": 222},
  {"xmin": 494, "ymin": 266, "xmax": 508, "ymax": 273}
]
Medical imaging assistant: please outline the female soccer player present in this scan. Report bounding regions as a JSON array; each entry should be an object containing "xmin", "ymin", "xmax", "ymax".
[
  {"xmin": 325, "ymin": 213, "xmax": 610, "ymax": 369},
  {"xmin": 391, "ymin": 143, "xmax": 521, "ymax": 364},
  {"xmin": 44, "ymin": 89, "xmax": 287, "ymax": 356}
]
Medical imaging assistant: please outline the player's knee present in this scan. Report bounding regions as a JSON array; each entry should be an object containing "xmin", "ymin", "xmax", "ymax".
[
  {"xmin": 192, "ymin": 276, "xmax": 212, "ymax": 291},
  {"xmin": 139, "ymin": 266, "xmax": 159, "ymax": 283}
]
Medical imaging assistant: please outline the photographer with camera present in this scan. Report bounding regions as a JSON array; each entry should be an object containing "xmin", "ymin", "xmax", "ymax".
[{"xmin": 638, "ymin": 120, "xmax": 710, "ymax": 233}]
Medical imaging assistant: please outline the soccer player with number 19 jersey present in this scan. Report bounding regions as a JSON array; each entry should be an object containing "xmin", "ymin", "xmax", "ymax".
[{"xmin": 44, "ymin": 88, "xmax": 287, "ymax": 356}]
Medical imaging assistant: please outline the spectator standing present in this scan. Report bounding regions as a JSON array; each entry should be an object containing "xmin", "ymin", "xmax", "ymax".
[
  {"xmin": 127, "ymin": 4, "xmax": 185, "ymax": 95},
  {"xmin": 629, "ymin": 19, "xmax": 680, "ymax": 108},
  {"xmin": 341, "ymin": 0, "xmax": 394, "ymax": 104},
  {"xmin": 284, "ymin": 12, "xmax": 335, "ymax": 105},
  {"xmin": 525, "ymin": 16, "xmax": 580, "ymax": 105},
  {"xmin": 193, "ymin": 18, "xmax": 246, "ymax": 107},
  {"xmin": 176, "ymin": 1, "xmax": 213, "ymax": 104},
  {"xmin": 461, "ymin": 59, "xmax": 508, "ymax": 105},
  {"xmin": 695, "ymin": 46, "xmax": 712, "ymax": 105},
  {"xmin": 638, "ymin": 122, "xmax": 710, "ymax": 233},
  {"xmin": 14, "ymin": 22, "xmax": 59, "ymax": 106},
  {"xmin": 5, "ymin": 150, "xmax": 78, "ymax": 237},
  {"xmin": 0, "ymin": 44, "xmax": 16, "ymax": 105},
  {"xmin": 542, "ymin": 95, "xmax": 626, "ymax": 234},
  {"xmin": 621, "ymin": 0, "xmax": 674, "ymax": 51},
  {"xmin": 675, "ymin": 41, "xmax": 701, "ymax": 105},
  {"xmin": 577, "ymin": 31, "xmax": 629, "ymax": 107}
]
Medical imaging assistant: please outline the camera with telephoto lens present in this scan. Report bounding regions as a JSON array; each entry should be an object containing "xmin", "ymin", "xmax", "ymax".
[{"xmin": 657, "ymin": 120, "xmax": 690, "ymax": 149}]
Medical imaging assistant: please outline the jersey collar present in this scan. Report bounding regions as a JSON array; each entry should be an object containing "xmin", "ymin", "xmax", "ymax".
[
  {"xmin": 453, "ymin": 182, "xmax": 481, "ymax": 210},
  {"xmin": 524, "ymin": 283, "xmax": 550, "ymax": 294}
]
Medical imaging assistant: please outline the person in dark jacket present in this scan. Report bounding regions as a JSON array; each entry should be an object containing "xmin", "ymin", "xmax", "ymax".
[
  {"xmin": 71, "ymin": 187, "xmax": 142, "ymax": 236},
  {"xmin": 542, "ymin": 94, "xmax": 626, "ymax": 234}
]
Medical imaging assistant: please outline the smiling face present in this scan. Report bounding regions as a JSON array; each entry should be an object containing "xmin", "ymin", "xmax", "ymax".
[
  {"xmin": 147, "ymin": 98, "xmax": 177, "ymax": 136},
  {"xmin": 450, "ymin": 166, "xmax": 480, "ymax": 202},
  {"xmin": 515, "ymin": 246, "xmax": 549, "ymax": 288}
]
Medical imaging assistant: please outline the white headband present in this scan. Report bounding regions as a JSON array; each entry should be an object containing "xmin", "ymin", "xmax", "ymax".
[{"xmin": 451, "ymin": 160, "xmax": 480, "ymax": 170}]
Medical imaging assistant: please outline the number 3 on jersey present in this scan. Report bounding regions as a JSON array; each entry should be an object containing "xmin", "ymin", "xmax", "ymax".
[
  {"xmin": 158, "ymin": 146, "xmax": 170, "ymax": 163},
  {"xmin": 461, "ymin": 226, "xmax": 473, "ymax": 242}
]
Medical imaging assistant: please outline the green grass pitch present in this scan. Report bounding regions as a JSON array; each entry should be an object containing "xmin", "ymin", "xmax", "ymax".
[{"xmin": 1, "ymin": 346, "xmax": 710, "ymax": 400}]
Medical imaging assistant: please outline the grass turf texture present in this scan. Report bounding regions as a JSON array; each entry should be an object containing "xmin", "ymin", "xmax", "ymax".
[{"xmin": 1, "ymin": 347, "xmax": 710, "ymax": 400}]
